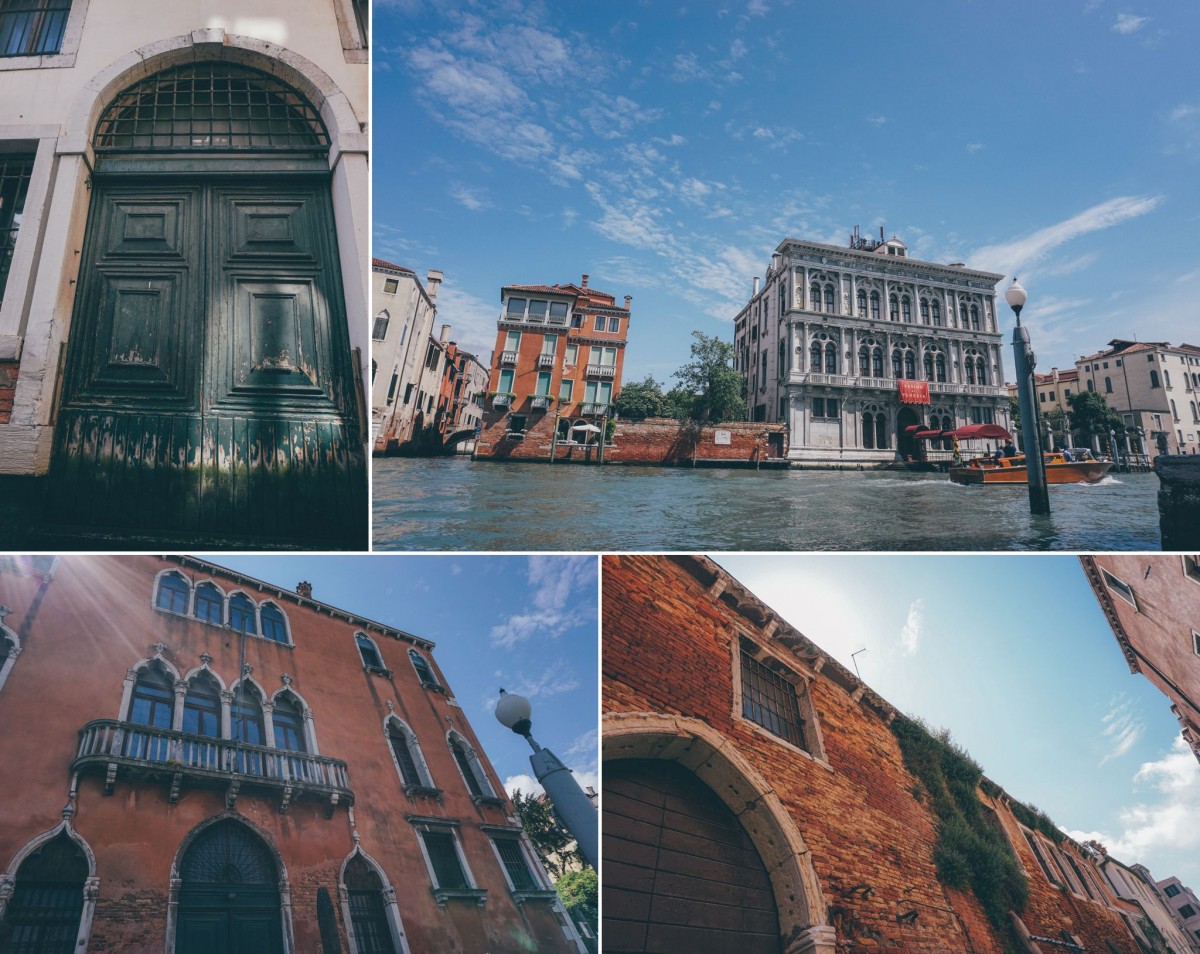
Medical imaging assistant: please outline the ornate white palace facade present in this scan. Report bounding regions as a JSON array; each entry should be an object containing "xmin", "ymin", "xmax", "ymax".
[{"xmin": 734, "ymin": 231, "xmax": 1011, "ymax": 464}]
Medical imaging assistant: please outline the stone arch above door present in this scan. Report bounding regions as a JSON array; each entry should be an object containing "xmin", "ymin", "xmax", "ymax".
[{"xmin": 602, "ymin": 712, "xmax": 836, "ymax": 954}]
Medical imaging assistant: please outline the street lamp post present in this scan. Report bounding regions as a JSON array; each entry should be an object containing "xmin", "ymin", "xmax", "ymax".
[
  {"xmin": 1007, "ymin": 280, "xmax": 1050, "ymax": 514},
  {"xmin": 494, "ymin": 690, "xmax": 597, "ymax": 868}
]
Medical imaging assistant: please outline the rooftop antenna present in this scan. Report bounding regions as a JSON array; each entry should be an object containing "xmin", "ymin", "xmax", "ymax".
[{"xmin": 850, "ymin": 647, "xmax": 868, "ymax": 679}]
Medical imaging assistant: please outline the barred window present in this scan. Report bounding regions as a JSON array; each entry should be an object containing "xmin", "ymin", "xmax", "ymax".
[
  {"xmin": 0, "ymin": 153, "xmax": 33, "ymax": 303},
  {"xmin": 492, "ymin": 837, "xmax": 536, "ymax": 891},
  {"xmin": 739, "ymin": 640, "xmax": 808, "ymax": 751},
  {"xmin": 421, "ymin": 830, "xmax": 468, "ymax": 890}
]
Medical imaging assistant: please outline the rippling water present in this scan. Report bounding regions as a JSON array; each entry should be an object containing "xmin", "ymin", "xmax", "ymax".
[{"xmin": 373, "ymin": 458, "xmax": 1162, "ymax": 552}]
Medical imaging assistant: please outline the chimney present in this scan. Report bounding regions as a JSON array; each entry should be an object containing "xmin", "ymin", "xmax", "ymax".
[
  {"xmin": 440, "ymin": 323, "xmax": 451, "ymax": 343},
  {"xmin": 581, "ymin": 273, "xmax": 589, "ymax": 289},
  {"xmin": 624, "ymin": 295, "xmax": 632, "ymax": 310},
  {"xmin": 296, "ymin": 581, "xmax": 312, "ymax": 599},
  {"xmin": 426, "ymin": 269, "xmax": 443, "ymax": 304},
  {"xmin": 771, "ymin": 253, "xmax": 782, "ymax": 272},
  {"xmin": 752, "ymin": 276, "xmax": 760, "ymax": 296}
]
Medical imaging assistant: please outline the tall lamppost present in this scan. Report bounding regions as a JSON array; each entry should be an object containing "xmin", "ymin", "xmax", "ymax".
[
  {"xmin": 1007, "ymin": 279, "xmax": 1050, "ymax": 514},
  {"xmin": 494, "ymin": 690, "xmax": 597, "ymax": 868}
]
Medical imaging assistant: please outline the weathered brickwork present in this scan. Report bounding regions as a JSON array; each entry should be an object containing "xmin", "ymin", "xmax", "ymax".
[
  {"xmin": 603, "ymin": 555, "xmax": 1143, "ymax": 954},
  {"xmin": 0, "ymin": 556, "xmax": 577, "ymax": 954},
  {"xmin": 475, "ymin": 416, "xmax": 787, "ymax": 466},
  {"xmin": 0, "ymin": 359, "xmax": 18, "ymax": 423}
]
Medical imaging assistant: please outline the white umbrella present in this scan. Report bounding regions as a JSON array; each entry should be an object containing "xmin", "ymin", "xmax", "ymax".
[{"xmin": 570, "ymin": 423, "xmax": 602, "ymax": 433}]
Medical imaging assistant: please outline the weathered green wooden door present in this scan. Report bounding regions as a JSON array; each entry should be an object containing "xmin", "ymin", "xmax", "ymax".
[{"xmin": 49, "ymin": 173, "xmax": 366, "ymax": 548}]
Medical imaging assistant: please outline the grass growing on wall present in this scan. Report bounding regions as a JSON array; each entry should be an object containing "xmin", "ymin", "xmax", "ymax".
[{"xmin": 891, "ymin": 715, "xmax": 1029, "ymax": 936}]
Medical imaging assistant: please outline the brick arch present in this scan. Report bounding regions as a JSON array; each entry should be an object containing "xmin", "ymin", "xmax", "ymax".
[{"xmin": 602, "ymin": 712, "xmax": 836, "ymax": 954}]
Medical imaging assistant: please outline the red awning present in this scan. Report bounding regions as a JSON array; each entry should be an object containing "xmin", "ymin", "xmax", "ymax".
[
  {"xmin": 914, "ymin": 429, "xmax": 944, "ymax": 440},
  {"xmin": 903, "ymin": 424, "xmax": 923, "ymax": 434},
  {"xmin": 898, "ymin": 381, "xmax": 930, "ymax": 405},
  {"xmin": 952, "ymin": 424, "xmax": 1013, "ymax": 440}
]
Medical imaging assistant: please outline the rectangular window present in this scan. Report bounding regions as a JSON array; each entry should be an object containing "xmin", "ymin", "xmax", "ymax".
[
  {"xmin": 548, "ymin": 301, "xmax": 568, "ymax": 322},
  {"xmin": 0, "ymin": 0, "xmax": 70, "ymax": 57},
  {"xmin": 535, "ymin": 372, "xmax": 551, "ymax": 396},
  {"xmin": 739, "ymin": 642, "xmax": 807, "ymax": 751},
  {"xmin": 1022, "ymin": 831, "xmax": 1060, "ymax": 886},
  {"xmin": 385, "ymin": 373, "xmax": 398, "ymax": 405},
  {"xmin": 594, "ymin": 346, "xmax": 617, "ymax": 367},
  {"xmin": 403, "ymin": 383, "xmax": 414, "ymax": 405},
  {"xmin": 584, "ymin": 380, "xmax": 612, "ymax": 404},
  {"xmin": 0, "ymin": 153, "xmax": 34, "ymax": 301},
  {"xmin": 564, "ymin": 343, "xmax": 578, "ymax": 365},
  {"xmin": 559, "ymin": 378, "xmax": 573, "ymax": 402},
  {"xmin": 1165, "ymin": 883, "xmax": 1182, "ymax": 898},
  {"xmin": 506, "ymin": 297, "xmax": 526, "ymax": 318},
  {"xmin": 492, "ymin": 838, "xmax": 536, "ymax": 891},
  {"xmin": 382, "ymin": 277, "xmax": 398, "ymax": 294},
  {"xmin": 1192, "ymin": 629, "xmax": 1200, "ymax": 657},
  {"xmin": 1101, "ymin": 569, "xmax": 1137, "ymax": 608},
  {"xmin": 422, "ymin": 831, "xmax": 469, "ymax": 889},
  {"xmin": 503, "ymin": 330, "xmax": 522, "ymax": 352},
  {"xmin": 498, "ymin": 369, "xmax": 514, "ymax": 394},
  {"xmin": 527, "ymin": 299, "xmax": 548, "ymax": 322},
  {"xmin": 541, "ymin": 334, "xmax": 558, "ymax": 355},
  {"xmin": 371, "ymin": 314, "xmax": 389, "ymax": 340}
]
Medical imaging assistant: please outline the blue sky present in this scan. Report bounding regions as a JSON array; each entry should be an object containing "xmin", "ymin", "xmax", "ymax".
[
  {"xmin": 713, "ymin": 553, "xmax": 1200, "ymax": 889},
  {"xmin": 196, "ymin": 554, "xmax": 599, "ymax": 798},
  {"xmin": 374, "ymin": 1, "xmax": 1200, "ymax": 386}
]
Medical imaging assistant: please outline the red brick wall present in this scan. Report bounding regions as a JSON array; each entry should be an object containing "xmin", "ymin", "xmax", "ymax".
[
  {"xmin": 0, "ymin": 359, "xmax": 18, "ymax": 424},
  {"xmin": 475, "ymin": 415, "xmax": 786, "ymax": 465},
  {"xmin": 603, "ymin": 555, "xmax": 1141, "ymax": 953}
]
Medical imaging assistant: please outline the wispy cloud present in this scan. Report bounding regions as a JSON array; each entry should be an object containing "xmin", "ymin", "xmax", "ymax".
[
  {"xmin": 966, "ymin": 142, "xmax": 984, "ymax": 154},
  {"xmin": 1068, "ymin": 736, "xmax": 1200, "ymax": 863},
  {"xmin": 966, "ymin": 195, "xmax": 1162, "ymax": 278},
  {"xmin": 449, "ymin": 183, "xmax": 492, "ymax": 212},
  {"xmin": 429, "ymin": 283, "xmax": 497, "ymax": 361},
  {"xmin": 1113, "ymin": 13, "xmax": 1149, "ymax": 34},
  {"xmin": 1098, "ymin": 694, "xmax": 1145, "ymax": 766},
  {"xmin": 900, "ymin": 599, "xmax": 924, "ymax": 655},
  {"xmin": 489, "ymin": 556, "xmax": 595, "ymax": 649},
  {"xmin": 866, "ymin": 114, "xmax": 887, "ymax": 126}
]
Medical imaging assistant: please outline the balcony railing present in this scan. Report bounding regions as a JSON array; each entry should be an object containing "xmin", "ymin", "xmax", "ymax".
[
  {"xmin": 586, "ymin": 364, "xmax": 616, "ymax": 378},
  {"xmin": 73, "ymin": 719, "xmax": 353, "ymax": 815},
  {"xmin": 790, "ymin": 372, "xmax": 1004, "ymax": 396},
  {"xmin": 581, "ymin": 403, "xmax": 609, "ymax": 416},
  {"xmin": 500, "ymin": 351, "xmax": 517, "ymax": 366},
  {"xmin": 537, "ymin": 353, "xmax": 554, "ymax": 368},
  {"xmin": 492, "ymin": 393, "xmax": 512, "ymax": 408},
  {"xmin": 530, "ymin": 395, "xmax": 552, "ymax": 410}
]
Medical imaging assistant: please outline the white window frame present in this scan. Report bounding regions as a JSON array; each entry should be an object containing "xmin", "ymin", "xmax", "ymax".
[
  {"xmin": 408, "ymin": 818, "xmax": 485, "ymax": 907},
  {"xmin": 384, "ymin": 714, "xmax": 438, "ymax": 794},
  {"xmin": 447, "ymin": 729, "xmax": 501, "ymax": 803},
  {"xmin": 1101, "ymin": 568, "xmax": 1138, "ymax": 610},
  {"xmin": 331, "ymin": 0, "xmax": 368, "ymax": 63},
  {"xmin": 731, "ymin": 632, "xmax": 829, "ymax": 766},
  {"xmin": 0, "ymin": 620, "xmax": 20, "ymax": 695}
]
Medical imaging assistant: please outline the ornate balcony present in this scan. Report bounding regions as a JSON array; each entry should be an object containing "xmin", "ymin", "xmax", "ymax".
[
  {"xmin": 500, "ymin": 351, "xmax": 518, "ymax": 366},
  {"xmin": 586, "ymin": 364, "xmax": 616, "ymax": 378},
  {"xmin": 491, "ymin": 393, "xmax": 512, "ymax": 408},
  {"xmin": 530, "ymin": 395, "xmax": 552, "ymax": 410},
  {"xmin": 537, "ymin": 353, "xmax": 555, "ymax": 369},
  {"xmin": 73, "ymin": 719, "xmax": 353, "ymax": 815},
  {"xmin": 581, "ymin": 403, "xmax": 609, "ymax": 416}
]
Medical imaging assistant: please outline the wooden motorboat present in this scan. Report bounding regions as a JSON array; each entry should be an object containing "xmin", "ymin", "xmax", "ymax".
[{"xmin": 949, "ymin": 449, "xmax": 1112, "ymax": 485}]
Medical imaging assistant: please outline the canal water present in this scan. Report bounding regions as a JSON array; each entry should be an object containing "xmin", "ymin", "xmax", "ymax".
[{"xmin": 373, "ymin": 459, "xmax": 1162, "ymax": 551}]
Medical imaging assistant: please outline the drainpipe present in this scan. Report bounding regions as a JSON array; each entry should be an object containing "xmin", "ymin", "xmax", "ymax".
[
  {"xmin": 597, "ymin": 414, "xmax": 607, "ymax": 465},
  {"xmin": 549, "ymin": 410, "xmax": 559, "ymax": 465}
]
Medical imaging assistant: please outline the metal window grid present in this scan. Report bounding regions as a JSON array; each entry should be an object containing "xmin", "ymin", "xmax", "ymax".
[
  {"xmin": 740, "ymin": 648, "xmax": 807, "ymax": 750},
  {"xmin": 0, "ymin": 0, "xmax": 69, "ymax": 58},
  {"xmin": 0, "ymin": 154, "xmax": 33, "ymax": 303},
  {"xmin": 389, "ymin": 729, "xmax": 421, "ymax": 787},
  {"xmin": 422, "ymin": 831, "xmax": 468, "ymax": 890},
  {"xmin": 493, "ymin": 839, "xmax": 535, "ymax": 890},
  {"xmin": 94, "ymin": 63, "xmax": 330, "ymax": 153}
]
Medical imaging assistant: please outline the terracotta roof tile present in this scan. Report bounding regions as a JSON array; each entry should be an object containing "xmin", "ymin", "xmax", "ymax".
[{"xmin": 372, "ymin": 257, "xmax": 414, "ymax": 274}]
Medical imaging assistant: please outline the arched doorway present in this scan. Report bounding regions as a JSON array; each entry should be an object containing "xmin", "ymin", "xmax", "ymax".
[
  {"xmin": 896, "ymin": 406, "xmax": 922, "ymax": 460},
  {"xmin": 176, "ymin": 819, "xmax": 284, "ymax": 954},
  {"xmin": 49, "ymin": 60, "xmax": 366, "ymax": 548},
  {"xmin": 604, "ymin": 759, "xmax": 781, "ymax": 953},
  {"xmin": 0, "ymin": 830, "xmax": 89, "ymax": 953}
]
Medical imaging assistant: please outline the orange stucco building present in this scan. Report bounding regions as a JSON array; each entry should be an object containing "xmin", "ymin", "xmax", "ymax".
[
  {"xmin": 0, "ymin": 555, "xmax": 582, "ymax": 954},
  {"xmin": 477, "ymin": 275, "xmax": 629, "ymax": 456}
]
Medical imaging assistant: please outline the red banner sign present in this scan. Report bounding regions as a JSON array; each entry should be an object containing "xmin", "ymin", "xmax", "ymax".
[{"xmin": 898, "ymin": 380, "xmax": 931, "ymax": 405}]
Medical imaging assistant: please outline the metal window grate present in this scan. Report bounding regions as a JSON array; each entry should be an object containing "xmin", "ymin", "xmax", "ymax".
[
  {"xmin": 740, "ymin": 647, "xmax": 807, "ymax": 750},
  {"xmin": 493, "ymin": 839, "xmax": 535, "ymax": 890},
  {"xmin": 94, "ymin": 63, "xmax": 330, "ymax": 153},
  {"xmin": 0, "ymin": 153, "xmax": 33, "ymax": 303},
  {"xmin": 389, "ymin": 728, "xmax": 421, "ymax": 787},
  {"xmin": 422, "ymin": 831, "xmax": 468, "ymax": 890},
  {"xmin": 181, "ymin": 820, "xmax": 276, "ymax": 885},
  {"xmin": 451, "ymin": 739, "xmax": 484, "ymax": 798},
  {"xmin": 0, "ymin": 0, "xmax": 69, "ymax": 58}
]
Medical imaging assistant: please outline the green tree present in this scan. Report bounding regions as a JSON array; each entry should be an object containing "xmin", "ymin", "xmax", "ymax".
[
  {"xmin": 673, "ymin": 331, "xmax": 747, "ymax": 423},
  {"xmin": 612, "ymin": 375, "xmax": 667, "ymax": 420},
  {"xmin": 556, "ymin": 867, "xmax": 598, "ymax": 951},
  {"xmin": 1068, "ymin": 390, "xmax": 1124, "ymax": 447},
  {"xmin": 509, "ymin": 790, "xmax": 579, "ymax": 878}
]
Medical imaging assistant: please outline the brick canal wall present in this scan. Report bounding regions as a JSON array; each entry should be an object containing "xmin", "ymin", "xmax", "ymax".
[
  {"xmin": 0, "ymin": 359, "xmax": 18, "ymax": 424},
  {"xmin": 475, "ymin": 414, "xmax": 787, "ymax": 466},
  {"xmin": 602, "ymin": 554, "xmax": 1142, "ymax": 954}
]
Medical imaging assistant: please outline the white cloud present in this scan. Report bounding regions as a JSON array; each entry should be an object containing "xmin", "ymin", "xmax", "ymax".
[
  {"xmin": 429, "ymin": 283, "xmax": 497, "ymax": 361},
  {"xmin": 1067, "ymin": 736, "xmax": 1200, "ymax": 864},
  {"xmin": 1098, "ymin": 694, "xmax": 1145, "ymax": 766},
  {"xmin": 900, "ymin": 598, "xmax": 924, "ymax": 655},
  {"xmin": 449, "ymin": 183, "xmax": 491, "ymax": 212},
  {"xmin": 505, "ymin": 773, "xmax": 544, "ymax": 798},
  {"xmin": 489, "ymin": 556, "xmax": 595, "ymax": 649},
  {"xmin": 1113, "ymin": 13, "xmax": 1149, "ymax": 34},
  {"xmin": 966, "ymin": 195, "xmax": 1162, "ymax": 279},
  {"xmin": 867, "ymin": 114, "xmax": 888, "ymax": 126},
  {"xmin": 966, "ymin": 142, "xmax": 984, "ymax": 154}
]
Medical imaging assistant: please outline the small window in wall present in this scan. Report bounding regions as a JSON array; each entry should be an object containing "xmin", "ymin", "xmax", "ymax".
[
  {"xmin": 0, "ymin": 0, "xmax": 70, "ymax": 57},
  {"xmin": 1164, "ymin": 883, "xmax": 1182, "ymax": 898},
  {"xmin": 272, "ymin": 695, "xmax": 307, "ymax": 753},
  {"xmin": 421, "ymin": 829, "xmax": 470, "ymax": 891},
  {"xmin": 1192, "ymin": 629, "xmax": 1200, "ymax": 657},
  {"xmin": 155, "ymin": 571, "xmax": 190, "ymax": 614},
  {"xmin": 0, "ymin": 153, "xmax": 34, "ymax": 302},
  {"xmin": 372, "ymin": 312, "xmax": 390, "ymax": 340},
  {"xmin": 388, "ymin": 719, "xmax": 433, "ymax": 791},
  {"xmin": 343, "ymin": 856, "xmax": 396, "ymax": 954},
  {"xmin": 193, "ymin": 582, "xmax": 224, "ymax": 624},
  {"xmin": 1101, "ymin": 569, "xmax": 1137, "ymax": 609},
  {"xmin": 228, "ymin": 594, "xmax": 257, "ymax": 635},
  {"xmin": 491, "ymin": 837, "xmax": 537, "ymax": 891},
  {"xmin": 736, "ymin": 637, "xmax": 817, "ymax": 755},
  {"xmin": 409, "ymin": 649, "xmax": 440, "ymax": 689},
  {"xmin": 449, "ymin": 733, "xmax": 494, "ymax": 800},
  {"xmin": 260, "ymin": 602, "xmax": 289, "ymax": 644},
  {"xmin": 0, "ymin": 830, "xmax": 89, "ymax": 951},
  {"xmin": 1180, "ymin": 903, "xmax": 1196, "ymax": 919},
  {"xmin": 356, "ymin": 633, "xmax": 388, "ymax": 674}
]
